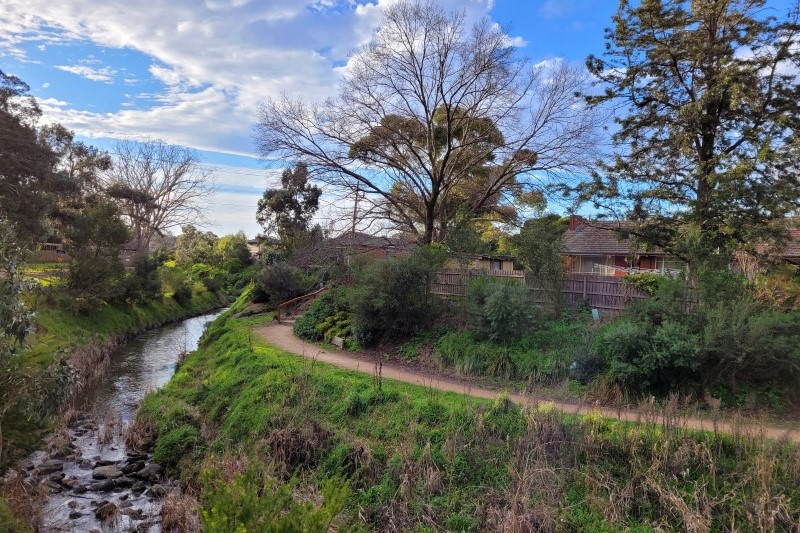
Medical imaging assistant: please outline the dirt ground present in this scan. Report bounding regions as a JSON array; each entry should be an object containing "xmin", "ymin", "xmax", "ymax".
[{"xmin": 254, "ymin": 322, "xmax": 800, "ymax": 443}]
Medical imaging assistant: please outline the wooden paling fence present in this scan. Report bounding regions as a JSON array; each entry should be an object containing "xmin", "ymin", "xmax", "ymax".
[
  {"xmin": 431, "ymin": 270, "xmax": 695, "ymax": 314},
  {"xmin": 431, "ymin": 269, "xmax": 526, "ymax": 297}
]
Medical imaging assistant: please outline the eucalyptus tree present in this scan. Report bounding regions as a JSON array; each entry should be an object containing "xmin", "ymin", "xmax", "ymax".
[{"xmin": 256, "ymin": 0, "xmax": 599, "ymax": 244}]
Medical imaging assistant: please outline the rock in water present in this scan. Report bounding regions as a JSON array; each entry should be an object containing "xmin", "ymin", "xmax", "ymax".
[
  {"xmin": 92, "ymin": 465, "xmax": 123, "ymax": 479},
  {"xmin": 95, "ymin": 502, "xmax": 117, "ymax": 521}
]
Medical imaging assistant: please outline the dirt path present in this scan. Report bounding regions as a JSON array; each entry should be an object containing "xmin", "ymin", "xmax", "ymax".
[{"xmin": 254, "ymin": 322, "xmax": 800, "ymax": 443}]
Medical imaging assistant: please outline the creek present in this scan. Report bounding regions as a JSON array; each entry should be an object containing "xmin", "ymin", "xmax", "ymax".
[{"xmin": 18, "ymin": 310, "xmax": 223, "ymax": 533}]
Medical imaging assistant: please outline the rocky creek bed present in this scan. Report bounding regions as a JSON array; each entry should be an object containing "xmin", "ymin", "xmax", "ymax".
[{"xmin": 6, "ymin": 310, "xmax": 223, "ymax": 532}]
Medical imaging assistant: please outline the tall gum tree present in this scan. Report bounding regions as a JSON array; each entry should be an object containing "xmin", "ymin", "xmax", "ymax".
[
  {"xmin": 580, "ymin": 0, "xmax": 800, "ymax": 266},
  {"xmin": 255, "ymin": 0, "xmax": 600, "ymax": 244}
]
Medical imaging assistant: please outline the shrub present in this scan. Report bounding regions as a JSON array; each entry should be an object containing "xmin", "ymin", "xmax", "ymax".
[
  {"xmin": 123, "ymin": 252, "xmax": 163, "ymax": 302},
  {"xmin": 293, "ymin": 289, "xmax": 348, "ymax": 342},
  {"xmin": 255, "ymin": 261, "xmax": 312, "ymax": 308},
  {"xmin": 703, "ymin": 301, "xmax": 800, "ymax": 387},
  {"xmin": 350, "ymin": 246, "xmax": 446, "ymax": 346},
  {"xmin": 602, "ymin": 319, "xmax": 701, "ymax": 392},
  {"xmin": 622, "ymin": 272, "xmax": 664, "ymax": 295},
  {"xmin": 159, "ymin": 265, "xmax": 193, "ymax": 304},
  {"xmin": 467, "ymin": 276, "xmax": 532, "ymax": 342}
]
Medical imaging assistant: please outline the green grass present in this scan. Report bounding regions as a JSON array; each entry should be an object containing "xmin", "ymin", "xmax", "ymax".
[
  {"xmin": 24, "ymin": 288, "xmax": 222, "ymax": 369},
  {"xmin": 136, "ymin": 293, "xmax": 800, "ymax": 531},
  {"xmin": 0, "ymin": 497, "xmax": 29, "ymax": 533}
]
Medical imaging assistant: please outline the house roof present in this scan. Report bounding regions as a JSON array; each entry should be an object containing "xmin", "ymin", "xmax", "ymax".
[
  {"xmin": 563, "ymin": 220, "xmax": 667, "ymax": 257},
  {"xmin": 330, "ymin": 231, "xmax": 415, "ymax": 251},
  {"xmin": 784, "ymin": 229, "xmax": 800, "ymax": 259}
]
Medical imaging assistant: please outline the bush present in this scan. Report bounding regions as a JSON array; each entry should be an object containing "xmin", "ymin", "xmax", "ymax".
[
  {"xmin": 467, "ymin": 276, "xmax": 532, "ymax": 342},
  {"xmin": 255, "ymin": 261, "xmax": 312, "ymax": 308},
  {"xmin": 159, "ymin": 265, "xmax": 193, "ymax": 303},
  {"xmin": 294, "ymin": 289, "xmax": 348, "ymax": 342},
  {"xmin": 703, "ymin": 301, "xmax": 800, "ymax": 387},
  {"xmin": 601, "ymin": 318, "xmax": 701, "ymax": 392},
  {"xmin": 350, "ymin": 246, "xmax": 446, "ymax": 346},
  {"xmin": 123, "ymin": 252, "xmax": 163, "ymax": 302}
]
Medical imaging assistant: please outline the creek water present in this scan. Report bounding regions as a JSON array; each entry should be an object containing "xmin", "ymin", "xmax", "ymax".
[{"xmin": 26, "ymin": 309, "xmax": 223, "ymax": 533}]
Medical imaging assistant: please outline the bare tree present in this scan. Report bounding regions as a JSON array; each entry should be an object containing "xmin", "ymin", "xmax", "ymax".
[
  {"xmin": 255, "ymin": 1, "xmax": 600, "ymax": 244},
  {"xmin": 105, "ymin": 139, "xmax": 214, "ymax": 251}
]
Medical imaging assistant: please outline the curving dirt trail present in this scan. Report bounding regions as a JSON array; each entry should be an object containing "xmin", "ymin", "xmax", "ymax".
[{"xmin": 254, "ymin": 322, "xmax": 800, "ymax": 443}]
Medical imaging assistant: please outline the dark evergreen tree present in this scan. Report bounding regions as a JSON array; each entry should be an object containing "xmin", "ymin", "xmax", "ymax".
[{"xmin": 581, "ymin": 0, "xmax": 800, "ymax": 267}]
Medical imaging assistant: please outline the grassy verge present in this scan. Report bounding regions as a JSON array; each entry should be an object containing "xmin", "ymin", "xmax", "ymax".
[{"xmin": 134, "ymin": 293, "xmax": 800, "ymax": 532}]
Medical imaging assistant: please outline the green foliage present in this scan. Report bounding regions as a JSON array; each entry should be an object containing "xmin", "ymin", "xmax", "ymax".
[
  {"xmin": 175, "ymin": 225, "xmax": 218, "ymax": 266},
  {"xmin": 467, "ymin": 276, "xmax": 532, "ymax": 342},
  {"xmin": 583, "ymin": 0, "xmax": 800, "ymax": 263},
  {"xmin": 213, "ymin": 231, "xmax": 252, "ymax": 273},
  {"xmin": 350, "ymin": 246, "xmax": 446, "ymax": 346},
  {"xmin": 316, "ymin": 311, "xmax": 351, "ymax": 342},
  {"xmin": 200, "ymin": 470, "xmax": 348, "ymax": 533},
  {"xmin": 256, "ymin": 162, "xmax": 322, "ymax": 254},
  {"xmin": 152, "ymin": 424, "xmax": 200, "ymax": 470},
  {"xmin": 64, "ymin": 198, "xmax": 129, "ymax": 306},
  {"xmin": 602, "ymin": 319, "xmax": 701, "ymax": 392},
  {"xmin": 123, "ymin": 252, "xmax": 164, "ymax": 303},
  {"xmin": 159, "ymin": 264, "xmax": 193, "ymax": 304},
  {"xmin": 703, "ymin": 301, "xmax": 800, "ymax": 387},
  {"xmin": 622, "ymin": 272, "xmax": 664, "ymax": 296},
  {"xmin": 510, "ymin": 214, "xmax": 567, "ymax": 312},
  {"xmin": 255, "ymin": 261, "xmax": 311, "ymax": 308}
]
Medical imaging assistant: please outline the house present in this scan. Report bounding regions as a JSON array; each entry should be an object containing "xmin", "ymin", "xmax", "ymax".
[
  {"xmin": 444, "ymin": 253, "xmax": 517, "ymax": 273},
  {"xmin": 562, "ymin": 217, "xmax": 684, "ymax": 277},
  {"xmin": 34, "ymin": 241, "xmax": 70, "ymax": 263}
]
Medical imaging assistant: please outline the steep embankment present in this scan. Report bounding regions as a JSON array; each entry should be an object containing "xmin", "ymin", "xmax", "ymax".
[{"xmin": 129, "ymin": 301, "xmax": 800, "ymax": 532}]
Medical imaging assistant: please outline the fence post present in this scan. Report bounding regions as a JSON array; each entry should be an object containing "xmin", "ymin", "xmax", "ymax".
[{"xmin": 583, "ymin": 277, "xmax": 587, "ymax": 299}]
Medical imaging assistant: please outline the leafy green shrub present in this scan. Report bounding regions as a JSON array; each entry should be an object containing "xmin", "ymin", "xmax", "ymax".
[
  {"xmin": 153, "ymin": 424, "xmax": 200, "ymax": 469},
  {"xmin": 159, "ymin": 265, "xmax": 193, "ymax": 303},
  {"xmin": 623, "ymin": 272, "xmax": 664, "ymax": 295},
  {"xmin": 350, "ymin": 246, "xmax": 446, "ymax": 346},
  {"xmin": 703, "ymin": 301, "xmax": 800, "ymax": 387},
  {"xmin": 316, "ymin": 311, "xmax": 351, "ymax": 341},
  {"xmin": 601, "ymin": 319, "xmax": 701, "ymax": 391},
  {"xmin": 293, "ymin": 289, "xmax": 349, "ymax": 342},
  {"xmin": 467, "ymin": 276, "xmax": 532, "ymax": 342},
  {"xmin": 255, "ymin": 261, "xmax": 312, "ymax": 307}
]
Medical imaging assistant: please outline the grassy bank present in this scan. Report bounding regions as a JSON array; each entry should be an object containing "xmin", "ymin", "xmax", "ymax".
[
  {"xmin": 133, "ymin": 295, "xmax": 800, "ymax": 532},
  {"xmin": 1, "ymin": 288, "xmax": 225, "ymax": 472}
]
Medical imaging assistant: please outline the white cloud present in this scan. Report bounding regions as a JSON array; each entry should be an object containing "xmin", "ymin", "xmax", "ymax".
[
  {"xmin": 41, "ymin": 81, "xmax": 50, "ymax": 88},
  {"xmin": 2, "ymin": 0, "xmax": 502, "ymax": 156},
  {"xmin": 55, "ymin": 64, "xmax": 117, "ymax": 83}
]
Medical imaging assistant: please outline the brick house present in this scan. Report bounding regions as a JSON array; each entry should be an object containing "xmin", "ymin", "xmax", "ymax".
[{"xmin": 562, "ymin": 217, "xmax": 684, "ymax": 277}]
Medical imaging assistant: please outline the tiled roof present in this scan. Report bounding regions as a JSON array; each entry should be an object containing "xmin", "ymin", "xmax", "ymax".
[
  {"xmin": 563, "ymin": 221, "xmax": 666, "ymax": 256},
  {"xmin": 330, "ymin": 231, "xmax": 415, "ymax": 251},
  {"xmin": 783, "ymin": 229, "xmax": 800, "ymax": 258}
]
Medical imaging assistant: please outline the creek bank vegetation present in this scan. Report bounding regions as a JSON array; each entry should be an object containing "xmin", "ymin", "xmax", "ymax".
[{"xmin": 128, "ymin": 295, "xmax": 800, "ymax": 532}]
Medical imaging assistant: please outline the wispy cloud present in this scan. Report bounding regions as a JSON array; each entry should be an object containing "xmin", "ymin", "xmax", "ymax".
[{"xmin": 55, "ymin": 64, "xmax": 117, "ymax": 83}]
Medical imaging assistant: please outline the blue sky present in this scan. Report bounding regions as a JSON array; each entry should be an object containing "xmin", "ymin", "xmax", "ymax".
[{"xmin": 0, "ymin": 0, "xmax": 794, "ymax": 236}]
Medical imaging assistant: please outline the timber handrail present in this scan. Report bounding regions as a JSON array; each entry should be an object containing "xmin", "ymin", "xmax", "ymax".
[{"xmin": 275, "ymin": 285, "xmax": 330, "ymax": 323}]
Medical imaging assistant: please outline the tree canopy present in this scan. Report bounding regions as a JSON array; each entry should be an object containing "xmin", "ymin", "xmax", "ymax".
[
  {"xmin": 256, "ymin": 0, "xmax": 599, "ymax": 244},
  {"xmin": 256, "ymin": 162, "xmax": 322, "ymax": 252},
  {"xmin": 581, "ymin": 0, "xmax": 800, "ymax": 266}
]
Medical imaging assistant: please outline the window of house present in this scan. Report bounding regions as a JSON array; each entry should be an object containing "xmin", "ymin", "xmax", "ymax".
[{"xmin": 490, "ymin": 259, "xmax": 502, "ymax": 271}]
